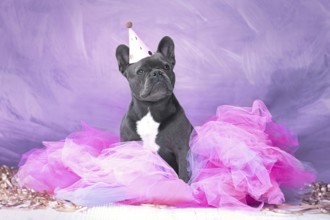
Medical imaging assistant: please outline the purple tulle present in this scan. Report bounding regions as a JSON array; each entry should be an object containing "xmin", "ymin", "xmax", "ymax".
[{"xmin": 17, "ymin": 100, "xmax": 315, "ymax": 208}]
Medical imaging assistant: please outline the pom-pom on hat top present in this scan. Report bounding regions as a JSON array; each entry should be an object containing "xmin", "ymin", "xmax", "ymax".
[{"xmin": 126, "ymin": 22, "xmax": 152, "ymax": 64}]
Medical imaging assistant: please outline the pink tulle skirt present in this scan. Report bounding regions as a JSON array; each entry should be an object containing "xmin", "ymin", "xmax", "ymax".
[{"xmin": 17, "ymin": 100, "xmax": 315, "ymax": 209}]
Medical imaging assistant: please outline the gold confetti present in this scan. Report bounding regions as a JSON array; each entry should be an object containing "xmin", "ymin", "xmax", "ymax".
[
  {"xmin": 264, "ymin": 182, "xmax": 330, "ymax": 214},
  {"xmin": 0, "ymin": 165, "xmax": 85, "ymax": 212}
]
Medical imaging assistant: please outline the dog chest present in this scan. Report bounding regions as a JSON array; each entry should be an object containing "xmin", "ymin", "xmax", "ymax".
[{"xmin": 136, "ymin": 111, "xmax": 160, "ymax": 152}]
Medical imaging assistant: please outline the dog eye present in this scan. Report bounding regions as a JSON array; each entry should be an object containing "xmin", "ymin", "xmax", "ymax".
[
  {"xmin": 137, "ymin": 69, "xmax": 144, "ymax": 75},
  {"xmin": 164, "ymin": 64, "xmax": 170, "ymax": 70}
]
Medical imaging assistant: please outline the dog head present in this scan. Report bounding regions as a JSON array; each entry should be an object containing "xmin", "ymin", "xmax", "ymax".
[{"xmin": 116, "ymin": 36, "xmax": 176, "ymax": 102}]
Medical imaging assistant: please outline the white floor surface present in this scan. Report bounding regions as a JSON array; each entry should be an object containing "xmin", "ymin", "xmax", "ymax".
[{"xmin": 0, "ymin": 205, "xmax": 329, "ymax": 220}]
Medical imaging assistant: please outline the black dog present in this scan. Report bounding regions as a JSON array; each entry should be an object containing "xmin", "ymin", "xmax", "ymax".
[{"xmin": 116, "ymin": 36, "xmax": 193, "ymax": 182}]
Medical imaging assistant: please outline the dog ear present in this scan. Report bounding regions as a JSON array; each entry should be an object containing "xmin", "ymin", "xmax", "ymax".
[
  {"xmin": 116, "ymin": 44, "xmax": 129, "ymax": 76},
  {"xmin": 157, "ymin": 36, "xmax": 175, "ymax": 66}
]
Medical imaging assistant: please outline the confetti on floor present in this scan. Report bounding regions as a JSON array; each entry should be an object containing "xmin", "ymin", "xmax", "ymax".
[{"xmin": 1, "ymin": 165, "xmax": 330, "ymax": 220}]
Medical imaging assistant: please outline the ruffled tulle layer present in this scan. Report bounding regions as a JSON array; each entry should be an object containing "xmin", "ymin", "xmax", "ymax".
[
  {"xmin": 187, "ymin": 100, "xmax": 315, "ymax": 208},
  {"xmin": 17, "ymin": 100, "xmax": 315, "ymax": 208}
]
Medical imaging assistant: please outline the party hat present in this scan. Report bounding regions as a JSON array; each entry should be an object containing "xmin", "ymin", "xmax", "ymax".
[{"xmin": 126, "ymin": 22, "xmax": 152, "ymax": 64}]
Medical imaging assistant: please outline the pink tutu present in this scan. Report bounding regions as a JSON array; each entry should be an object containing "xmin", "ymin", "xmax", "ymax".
[{"xmin": 17, "ymin": 100, "xmax": 315, "ymax": 208}]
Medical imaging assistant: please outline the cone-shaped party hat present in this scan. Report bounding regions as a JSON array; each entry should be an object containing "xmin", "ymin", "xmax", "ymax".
[{"xmin": 126, "ymin": 22, "xmax": 152, "ymax": 64}]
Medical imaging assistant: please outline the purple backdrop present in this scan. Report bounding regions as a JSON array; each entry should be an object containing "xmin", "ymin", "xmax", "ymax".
[{"xmin": 0, "ymin": 0, "xmax": 329, "ymax": 181}]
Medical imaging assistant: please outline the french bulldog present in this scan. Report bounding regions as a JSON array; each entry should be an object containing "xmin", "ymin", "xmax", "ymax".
[{"xmin": 116, "ymin": 36, "xmax": 193, "ymax": 182}]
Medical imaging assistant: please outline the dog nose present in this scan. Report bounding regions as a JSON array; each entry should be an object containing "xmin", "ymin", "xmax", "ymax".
[{"xmin": 152, "ymin": 71, "xmax": 163, "ymax": 77}]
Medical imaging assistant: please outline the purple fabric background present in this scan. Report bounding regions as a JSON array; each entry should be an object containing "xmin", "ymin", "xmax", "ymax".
[{"xmin": 0, "ymin": 0, "xmax": 329, "ymax": 181}]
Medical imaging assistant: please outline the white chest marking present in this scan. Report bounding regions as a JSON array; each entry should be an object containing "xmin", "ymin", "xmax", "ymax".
[{"xmin": 136, "ymin": 111, "xmax": 160, "ymax": 152}]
